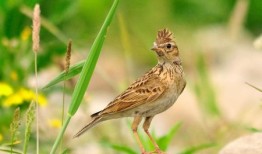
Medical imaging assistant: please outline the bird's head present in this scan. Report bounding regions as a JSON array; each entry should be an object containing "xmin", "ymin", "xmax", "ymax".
[{"xmin": 151, "ymin": 29, "xmax": 180, "ymax": 64}]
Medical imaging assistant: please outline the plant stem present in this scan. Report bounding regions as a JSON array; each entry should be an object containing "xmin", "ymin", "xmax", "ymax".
[
  {"xmin": 60, "ymin": 68, "xmax": 67, "ymax": 153},
  {"xmin": 50, "ymin": 115, "xmax": 71, "ymax": 154},
  {"xmin": 50, "ymin": 0, "xmax": 119, "ymax": 153},
  {"xmin": 35, "ymin": 52, "xmax": 39, "ymax": 154}
]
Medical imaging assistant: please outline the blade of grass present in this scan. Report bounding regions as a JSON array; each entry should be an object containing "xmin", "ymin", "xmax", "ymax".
[
  {"xmin": 245, "ymin": 126, "xmax": 262, "ymax": 132},
  {"xmin": 140, "ymin": 129, "xmax": 154, "ymax": 151},
  {"xmin": 118, "ymin": 13, "xmax": 134, "ymax": 82},
  {"xmin": 101, "ymin": 140, "xmax": 137, "ymax": 154},
  {"xmin": 43, "ymin": 9, "xmax": 134, "ymax": 90},
  {"xmin": 245, "ymin": 82, "xmax": 262, "ymax": 93},
  {"xmin": 23, "ymin": 102, "xmax": 35, "ymax": 154},
  {"xmin": 157, "ymin": 122, "xmax": 182, "ymax": 151},
  {"xmin": 50, "ymin": 0, "xmax": 119, "ymax": 153},
  {"xmin": 42, "ymin": 60, "xmax": 120, "ymax": 91},
  {"xmin": 194, "ymin": 52, "xmax": 220, "ymax": 117},
  {"xmin": 179, "ymin": 143, "xmax": 216, "ymax": 154},
  {"xmin": 42, "ymin": 60, "xmax": 84, "ymax": 89}
]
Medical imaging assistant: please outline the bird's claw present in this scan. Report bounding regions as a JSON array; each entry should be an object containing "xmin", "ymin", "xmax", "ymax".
[{"xmin": 141, "ymin": 149, "xmax": 166, "ymax": 154}]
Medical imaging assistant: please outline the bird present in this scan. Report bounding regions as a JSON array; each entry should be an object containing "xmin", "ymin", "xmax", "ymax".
[{"xmin": 74, "ymin": 29, "xmax": 186, "ymax": 154}]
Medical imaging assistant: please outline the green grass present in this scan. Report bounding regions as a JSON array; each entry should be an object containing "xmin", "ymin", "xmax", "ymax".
[
  {"xmin": 179, "ymin": 143, "xmax": 216, "ymax": 154},
  {"xmin": 23, "ymin": 102, "xmax": 35, "ymax": 154},
  {"xmin": 42, "ymin": 60, "xmax": 84, "ymax": 89},
  {"xmin": 101, "ymin": 122, "xmax": 215, "ymax": 153},
  {"xmin": 0, "ymin": 0, "xmax": 261, "ymax": 153},
  {"xmin": 50, "ymin": 0, "xmax": 120, "ymax": 153},
  {"xmin": 193, "ymin": 52, "xmax": 220, "ymax": 117}
]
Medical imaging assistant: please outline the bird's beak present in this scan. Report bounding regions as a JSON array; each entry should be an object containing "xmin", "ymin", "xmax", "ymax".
[
  {"xmin": 151, "ymin": 43, "xmax": 159, "ymax": 52},
  {"xmin": 151, "ymin": 46, "xmax": 162, "ymax": 52},
  {"xmin": 151, "ymin": 46, "xmax": 158, "ymax": 51}
]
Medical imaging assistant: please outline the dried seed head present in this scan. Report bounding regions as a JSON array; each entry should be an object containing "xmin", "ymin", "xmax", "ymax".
[
  {"xmin": 10, "ymin": 108, "xmax": 21, "ymax": 137},
  {"xmin": 32, "ymin": 4, "xmax": 41, "ymax": 52},
  {"xmin": 26, "ymin": 101, "xmax": 35, "ymax": 124},
  {"xmin": 65, "ymin": 40, "xmax": 72, "ymax": 73}
]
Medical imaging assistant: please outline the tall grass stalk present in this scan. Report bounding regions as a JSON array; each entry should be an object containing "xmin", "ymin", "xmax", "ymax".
[
  {"xmin": 194, "ymin": 52, "xmax": 220, "ymax": 117},
  {"xmin": 62, "ymin": 40, "xmax": 72, "ymax": 125},
  {"xmin": 50, "ymin": 0, "xmax": 119, "ymax": 153},
  {"xmin": 10, "ymin": 108, "xmax": 21, "ymax": 154},
  {"xmin": 118, "ymin": 14, "xmax": 134, "ymax": 83},
  {"xmin": 32, "ymin": 4, "xmax": 41, "ymax": 154},
  {"xmin": 20, "ymin": 5, "xmax": 68, "ymax": 44},
  {"xmin": 23, "ymin": 102, "xmax": 35, "ymax": 154},
  {"xmin": 228, "ymin": 0, "xmax": 249, "ymax": 39},
  {"xmin": 60, "ymin": 40, "xmax": 72, "ymax": 153}
]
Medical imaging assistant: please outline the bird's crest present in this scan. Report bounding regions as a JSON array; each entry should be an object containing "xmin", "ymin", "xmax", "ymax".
[{"xmin": 155, "ymin": 29, "xmax": 173, "ymax": 45}]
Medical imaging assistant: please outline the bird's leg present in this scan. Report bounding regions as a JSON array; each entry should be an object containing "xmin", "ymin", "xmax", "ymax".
[
  {"xmin": 132, "ymin": 116, "xmax": 147, "ymax": 154},
  {"xmin": 143, "ymin": 116, "xmax": 165, "ymax": 154}
]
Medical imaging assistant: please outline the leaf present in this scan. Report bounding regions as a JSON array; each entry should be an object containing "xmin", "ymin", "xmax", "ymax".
[
  {"xmin": 42, "ymin": 60, "xmax": 84, "ymax": 89},
  {"xmin": 50, "ymin": 0, "xmax": 120, "ymax": 153},
  {"xmin": 61, "ymin": 148, "xmax": 70, "ymax": 154},
  {"xmin": 102, "ymin": 141, "xmax": 137, "ymax": 154},
  {"xmin": 245, "ymin": 126, "xmax": 262, "ymax": 133},
  {"xmin": 157, "ymin": 122, "xmax": 182, "ymax": 151},
  {"xmin": 194, "ymin": 52, "xmax": 220, "ymax": 117},
  {"xmin": 140, "ymin": 130, "xmax": 154, "ymax": 151},
  {"xmin": 179, "ymin": 143, "xmax": 216, "ymax": 154}
]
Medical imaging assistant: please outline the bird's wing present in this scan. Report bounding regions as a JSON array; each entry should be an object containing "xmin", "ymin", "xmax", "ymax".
[{"xmin": 93, "ymin": 72, "xmax": 166, "ymax": 117}]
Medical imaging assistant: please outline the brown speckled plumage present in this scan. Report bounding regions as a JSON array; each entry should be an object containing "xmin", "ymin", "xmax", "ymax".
[{"xmin": 74, "ymin": 29, "xmax": 186, "ymax": 154}]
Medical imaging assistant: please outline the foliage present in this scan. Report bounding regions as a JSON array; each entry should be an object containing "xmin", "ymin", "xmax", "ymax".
[
  {"xmin": 179, "ymin": 143, "xmax": 216, "ymax": 154},
  {"xmin": 156, "ymin": 122, "xmax": 182, "ymax": 151},
  {"xmin": 193, "ymin": 52, "xmax": 220, "ymax": 117},
  {"xmin": 50, "ymin": 0, "xmax": 120, "ymax": 153},
  {"xmin": 0, "ymin": 0, "xmax": 261, "ymax": 153},
  {"xmin": 10, "ymin": 108, "xmax": 21, "ymax": 154},
  {"xmin": 23, "ymin": 102, "xmax": 35, "ymax": 154}
]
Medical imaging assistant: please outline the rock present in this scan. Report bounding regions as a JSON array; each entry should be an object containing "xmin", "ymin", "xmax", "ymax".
[{"xmin": 219, "ymin": 133, "xmax": 262, "ymax": 154}]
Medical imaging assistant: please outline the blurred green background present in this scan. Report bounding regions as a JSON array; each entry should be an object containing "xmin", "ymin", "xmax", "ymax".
[{"xmin": 0, "ymin": 0, "xmax": 262, "ymax": 153}]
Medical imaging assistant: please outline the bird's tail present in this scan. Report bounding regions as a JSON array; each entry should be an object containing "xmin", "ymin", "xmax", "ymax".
[{"xmin": 73, "ymin": 116, "xmax": 102, "ymax": 138}]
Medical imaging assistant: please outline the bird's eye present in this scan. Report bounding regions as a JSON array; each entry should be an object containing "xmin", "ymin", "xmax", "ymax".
[{"xmin": 166, "ymin": 44, "xmax": 172, "ymax": 49}]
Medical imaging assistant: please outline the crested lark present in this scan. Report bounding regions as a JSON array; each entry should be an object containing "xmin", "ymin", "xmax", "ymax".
[{"xmin": 74, "ymin": 29, "xmax": 186, "ymax": 154}]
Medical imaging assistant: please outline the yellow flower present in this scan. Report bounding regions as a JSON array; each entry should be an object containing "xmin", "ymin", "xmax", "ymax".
[
  {"xmin": 0, "ymin": 133, "xmax": 3, "ymax": 142},
  {"xmin": 37, "ymin": 94, "xmax": 47, "ymax": 107},
  {"xmin": 0, "ymin": 82, "xmax": 13, "ymax": 96},
  {"xmin": 20, "ymin": 26, "xmax": 31, "ymax": 41},
  {"xmin": 2, "ymin": 88, "xmax": 48, "ymax": 107},
  {"xmin": 18, "ymin": 88, "xmax": 34, "ymax": 101},
  {"xmin": 48, "ymin": 119, "xmax": 62, "ymax": 129},
  {"xmin": 3, "ymin": 93, "xmax": 23, "ymax": 107},
  {"xmin": 17, "ymin": 88, "xmax": 47, "ymax": 107}
]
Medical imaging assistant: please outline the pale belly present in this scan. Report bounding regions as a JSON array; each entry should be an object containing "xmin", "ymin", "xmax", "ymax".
[
  {"xmin": 114, "ymin": 87, "xmax": 180, "ymax": 118},
  {"xmin": 139, "ymin": 90, "xmax": 179, "ymax": 117}
]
